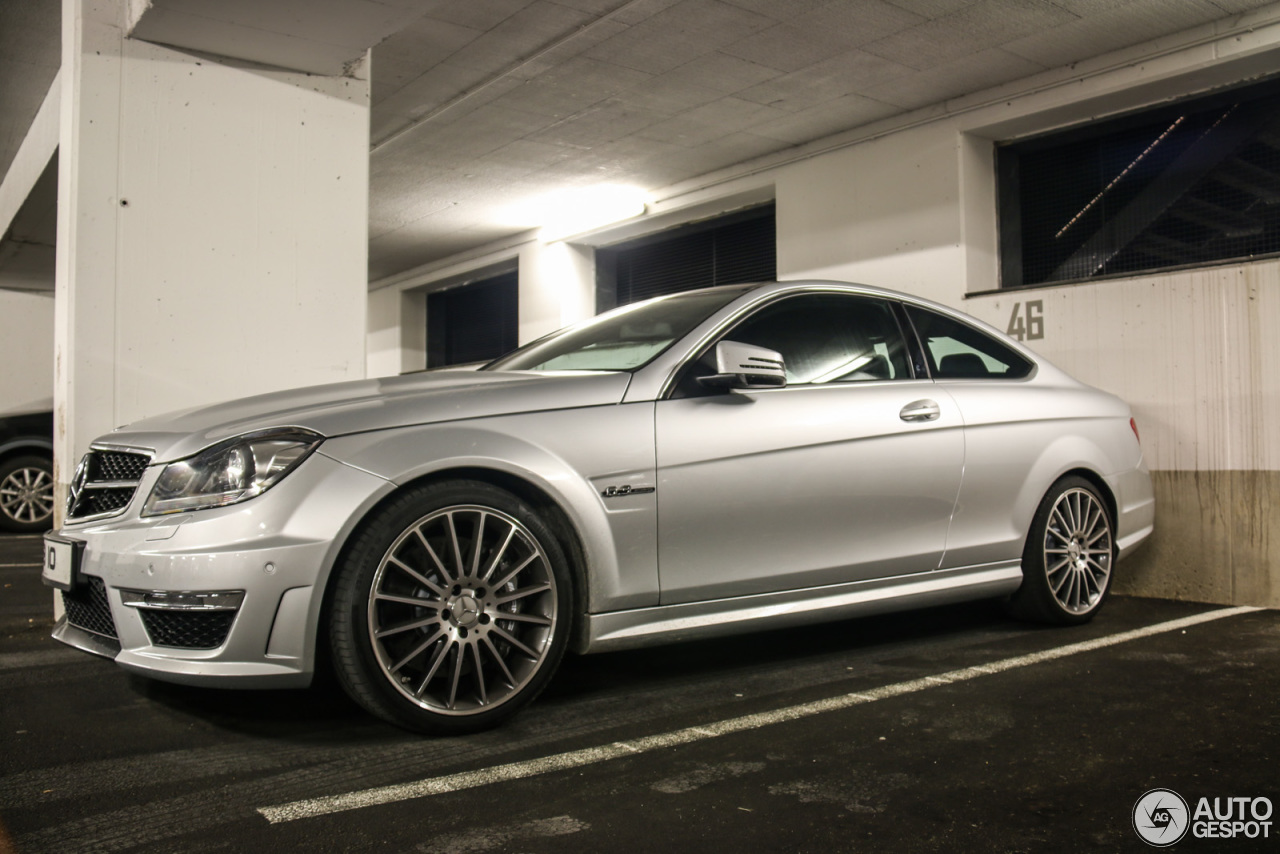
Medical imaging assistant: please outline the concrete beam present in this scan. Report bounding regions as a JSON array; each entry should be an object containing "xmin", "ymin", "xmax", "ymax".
[
  {"xmin": 128, "ymin": 0, "xmax": 431, "ymax": 76},
  {"xmin": 0, "ymin": 72, "xmax": 58, "ymax": 248}
]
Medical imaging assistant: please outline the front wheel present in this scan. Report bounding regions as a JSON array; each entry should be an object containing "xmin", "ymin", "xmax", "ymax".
[
  {"xmin": 330, "ymin": 481, "xmax": 573, "ymax": 734},
  {"xmin": 1008, "ymin": 476, "xmax": 1114, "ymax": 624}
]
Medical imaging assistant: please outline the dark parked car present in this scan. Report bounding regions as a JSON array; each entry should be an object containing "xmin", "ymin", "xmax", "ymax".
[{"xmin": 0, "ymin": 408, "xmax": 54, "ymax": 533}]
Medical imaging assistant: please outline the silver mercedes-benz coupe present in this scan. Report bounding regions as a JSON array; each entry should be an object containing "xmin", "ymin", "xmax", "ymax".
[{"xmin": 44, "ymin": 281, "xmax": 1154, "ymax": 733}]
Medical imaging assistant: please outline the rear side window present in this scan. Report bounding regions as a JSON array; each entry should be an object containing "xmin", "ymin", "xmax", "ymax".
[{"xmin": 906, "ymin": 306, "xmax": 1034, "ymax": 380}]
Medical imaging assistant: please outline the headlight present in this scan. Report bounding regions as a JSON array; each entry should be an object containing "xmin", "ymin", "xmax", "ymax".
[{"xmin": 142, "ymin": 428, "xmax": 323, "ymax": 516}]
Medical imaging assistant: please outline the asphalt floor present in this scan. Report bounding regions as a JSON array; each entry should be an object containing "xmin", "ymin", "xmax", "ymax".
[{"xmin": 1, "ymin": 532, "xmax": 1276, "ymax": 853}]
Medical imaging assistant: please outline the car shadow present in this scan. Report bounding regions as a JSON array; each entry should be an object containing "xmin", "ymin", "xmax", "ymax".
[
  {"xmin": 125, "ymin": 664, "xmax": 393, "ymax": 743},
  {"xmin": 124, "ymin": 598, "xmax": 1018, "ymax": 740},
  {"xmin": 541, "ymin": 598, "xmax": 1015, "ymax": 705}
]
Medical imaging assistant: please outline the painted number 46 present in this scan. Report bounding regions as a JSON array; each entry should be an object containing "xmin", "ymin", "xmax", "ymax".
[{"xmin": 1006, "ymin": 300, "xmax": 1044, "ymax": 341}]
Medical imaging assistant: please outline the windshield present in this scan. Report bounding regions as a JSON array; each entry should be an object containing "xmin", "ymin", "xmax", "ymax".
[{"xmin": 485, "ymin": 287, "xmax": 751, "ymax": 373}]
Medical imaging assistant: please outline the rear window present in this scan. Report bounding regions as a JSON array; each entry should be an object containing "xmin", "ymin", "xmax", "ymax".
[{"xmin": 906, "ymin": 306, "xmax": 1034, "ymax": 380}]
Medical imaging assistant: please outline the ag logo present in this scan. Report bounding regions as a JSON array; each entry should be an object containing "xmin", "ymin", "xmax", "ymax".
[{"xmin": 1134, "ymin": 788, "xmax": 1190, "ymax": 847}]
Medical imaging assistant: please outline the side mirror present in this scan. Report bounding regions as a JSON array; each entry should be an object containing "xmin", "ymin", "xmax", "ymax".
[{"xmin": 697, "ymin": 341, "xmax": 787, "ymax": 391}]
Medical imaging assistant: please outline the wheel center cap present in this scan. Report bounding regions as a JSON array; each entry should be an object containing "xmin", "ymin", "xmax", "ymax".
[
  {"xmin": 452, "ymin": 594, "xmax": 482, "ymax": 627},
  {"xmin": 1067, "ymin": 540, "xmax": 1082, "ymax": 561}
]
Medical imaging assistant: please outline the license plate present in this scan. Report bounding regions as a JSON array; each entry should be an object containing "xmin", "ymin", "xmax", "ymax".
[{"xmin": 42, "ymin": 535, "xmax": 83, "ymax": 591}]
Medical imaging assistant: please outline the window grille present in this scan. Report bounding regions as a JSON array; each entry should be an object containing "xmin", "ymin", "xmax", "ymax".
[
  {"xmin": 598, "ymin": 205, "xmax": 776, "ymax": 308},
  {"xmin": 426, "ymin": 271, "xmax": 518, "ymax": 368},
  {"xmin": 999, "ymin": 80, "xmax": 1280, "ymax": 288}
]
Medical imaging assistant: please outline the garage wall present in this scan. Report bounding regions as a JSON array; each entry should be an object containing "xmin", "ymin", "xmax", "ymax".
[
  {"xmin": 0, "ymin": 289, "xmax": 54, "ymax": 414},
  {"xmin": 372, "ymin": 7, "xmax": 1280, "ymax": 607},
  {"xmin": 367, "ymin": 285, "xmax": 425, "ymax": 377},
  {"xmin": 963, "ymin": 265, "xmax": 1280, "ymax": 607},
  {"xmin": 766, "ymin": 28, "xmax": 1280, "ymax": 608},
  {"xmin": 775, "ymin": 124, "xmax": 965, "ymax": 306}
]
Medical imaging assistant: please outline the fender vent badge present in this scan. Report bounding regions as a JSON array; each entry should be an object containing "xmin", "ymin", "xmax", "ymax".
[{"xmin": 601, "ymin": 485, "xmax": 656, "ymax": 498}]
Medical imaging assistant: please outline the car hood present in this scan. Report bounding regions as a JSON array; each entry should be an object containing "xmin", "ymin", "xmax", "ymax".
[{"xmin": 96, "ymin": 370, "xmax": 632, "ymax": 463}]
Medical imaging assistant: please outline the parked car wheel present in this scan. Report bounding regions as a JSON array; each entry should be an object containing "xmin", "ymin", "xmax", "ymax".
[
  {"xmin": 0, "ymin": 454, "xmax": 55, "ymax": 533},
  {"xmin": 329, "ymin": 480, "xmax": 572, "ymax": 734},
  {"xmin": 1009, "ymin": 476, "xmax": 1114, "ymax": 624}
]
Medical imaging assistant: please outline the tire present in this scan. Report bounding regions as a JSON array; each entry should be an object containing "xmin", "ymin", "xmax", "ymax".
[
  {"xmin": 1008, "ymin": 475, "xmax": 1114, "ymax": 625},
  {"xmin": 0, "ymin": 454, "xmax": 55, "ymax": 533},
  {"xmin": 329, "ymin": 480, "xmax": 573, "ymax": 734}
]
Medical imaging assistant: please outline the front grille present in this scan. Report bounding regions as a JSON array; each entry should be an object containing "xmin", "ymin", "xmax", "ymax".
[
  {"xmin": 88, "ymin": 452, "xmax": 150, "ymax": 482},
  {"xmin": 76, "ymin": 488, "xmax": 135, "ymax": 516},
  {"xmin": 138, "ymin": 610, "xmax": 236, "ymax": 649},
  {"xmin": 67, "ymin": 449, "xmax": 152, "ymax": 520},
  {"xmin": 63, "ymin": 577, "xmax": 118, "ymax": 639}
]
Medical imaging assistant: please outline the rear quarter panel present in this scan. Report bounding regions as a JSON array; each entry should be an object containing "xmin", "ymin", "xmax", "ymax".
[{"xmin": 939, "ymin": 379, "xmax": 1141, "ymax": 569}]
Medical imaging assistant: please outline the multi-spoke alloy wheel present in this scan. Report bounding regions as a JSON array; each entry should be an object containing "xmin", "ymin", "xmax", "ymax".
[
  {"xmin": 370, "ymin": 504, "xmax": 558, "ymax": 714},
  {"xmin": 1042, "ymin": 487, "xmax": 1112, "ymax": 615},
  {"xmin": 1009, "ymin": 476, "xmax": 1114, "ymax": 624},
  {"xmin": 331, "ymin": 481, "xmax": 572, "ymax": 734},
  {"xmin": 0, "ymin": 455, "xmax": 55, "ymax": 533}
]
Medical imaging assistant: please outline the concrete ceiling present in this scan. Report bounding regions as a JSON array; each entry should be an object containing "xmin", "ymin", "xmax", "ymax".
[{"xmin": 2, "ymin": 0, "xmax": 1277, "ymax": 288}]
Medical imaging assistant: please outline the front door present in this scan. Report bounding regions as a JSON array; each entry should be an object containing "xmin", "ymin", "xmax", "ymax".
[{"xmin": 654, "ymin": 292, "xmax": 964, "ymax": 605}]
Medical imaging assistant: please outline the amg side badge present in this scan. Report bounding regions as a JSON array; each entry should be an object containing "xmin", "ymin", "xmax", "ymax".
[{"xmin": 601, "ymin": 484, "xmax": 656, "ymax": 498}]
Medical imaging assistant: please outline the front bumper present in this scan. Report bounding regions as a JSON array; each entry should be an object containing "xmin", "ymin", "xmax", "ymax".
[{"xmin": 49, "ymin": 450, "xmax": 390, "ymax": 687}]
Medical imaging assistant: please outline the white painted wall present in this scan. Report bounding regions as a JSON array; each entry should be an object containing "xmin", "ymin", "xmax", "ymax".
[
  {"xmin": 366, "ymin": 285, "xmax": 426, "ymax": 378},
  {"xmin": 0, "ymin": 290, "xmax": 54, "ymax": 414},
  {"xmin": 964, "ymin": 264, "xmax": 1280, "ymax": 474},
  {"xmin": 517, "ymin": 241, "xmax": 595, "ymax": 345},
  {"xmin": 776, "ymin": 124, "xmax": 963, "ymax": 306},
  {"xmin": 57, "ymin": 0, "xmax": 370, "ymax": 506}
]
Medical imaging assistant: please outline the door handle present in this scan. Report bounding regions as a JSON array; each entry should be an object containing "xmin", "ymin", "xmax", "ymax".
[{"xmin": 899, "ymin": 399, "xmax": 941, "ymax": 422}]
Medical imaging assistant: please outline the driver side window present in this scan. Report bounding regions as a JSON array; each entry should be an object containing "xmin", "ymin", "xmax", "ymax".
[
  {"xmin": 728, "ymin": 293, "xmax": 912, "ymax": 385},
  {"xmin": 673, "ymin": 293, "xmax": 912, "ymax": 397}
]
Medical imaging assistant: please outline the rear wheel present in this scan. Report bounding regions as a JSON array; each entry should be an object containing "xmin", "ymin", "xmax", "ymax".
[
  {"xmin": 0, "ymin": 454, "xmax": 55, "ymax": 533},
  {"xmin": 1009, "ymin": 476, "xmax": 1114, "ymax": 624},
  {"xmin": 330, "ymin": 480, "xmax": 572, "ymax": 734}
]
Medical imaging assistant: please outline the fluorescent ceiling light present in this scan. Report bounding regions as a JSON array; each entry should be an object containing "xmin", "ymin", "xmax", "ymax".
[{"xmin": 499, "ymin": 185, "xmax": 648, "ymax": 242}]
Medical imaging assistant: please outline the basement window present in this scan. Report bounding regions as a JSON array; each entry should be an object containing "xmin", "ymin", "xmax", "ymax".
[
  {"xmin": 595, "ymin": 204, "xmax": 776, "ymax": 310},
  {"xmin": 998, "ymin": 78, "xmax": 1280, "ymax": 288},
  {"xmin": 426, "ymin": 271, "xmax": 518, "ymax": 368}
]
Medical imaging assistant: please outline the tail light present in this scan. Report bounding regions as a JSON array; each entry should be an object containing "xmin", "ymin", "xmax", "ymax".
[{"xmin": 1130, "ymin": 417, "xmax": 1141, "ymax": 444}]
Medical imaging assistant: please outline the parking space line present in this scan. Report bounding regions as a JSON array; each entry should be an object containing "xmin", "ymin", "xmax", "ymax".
[{"xmin": 257, "ymin": 605, "xmax": 1261, "ymax": 824}]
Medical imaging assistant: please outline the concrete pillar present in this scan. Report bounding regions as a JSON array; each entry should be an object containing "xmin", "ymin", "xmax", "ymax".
[
  {"xmin": 517, "ymin": 241, "xmax": 595, "ymax": 345},
  {"xmin": 54, "ymin": 0, "xmax": 370, "ymax": 519},
  {"xmin": 366, "ymin": 286, "xmax": 426, "ymax": 378}
]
